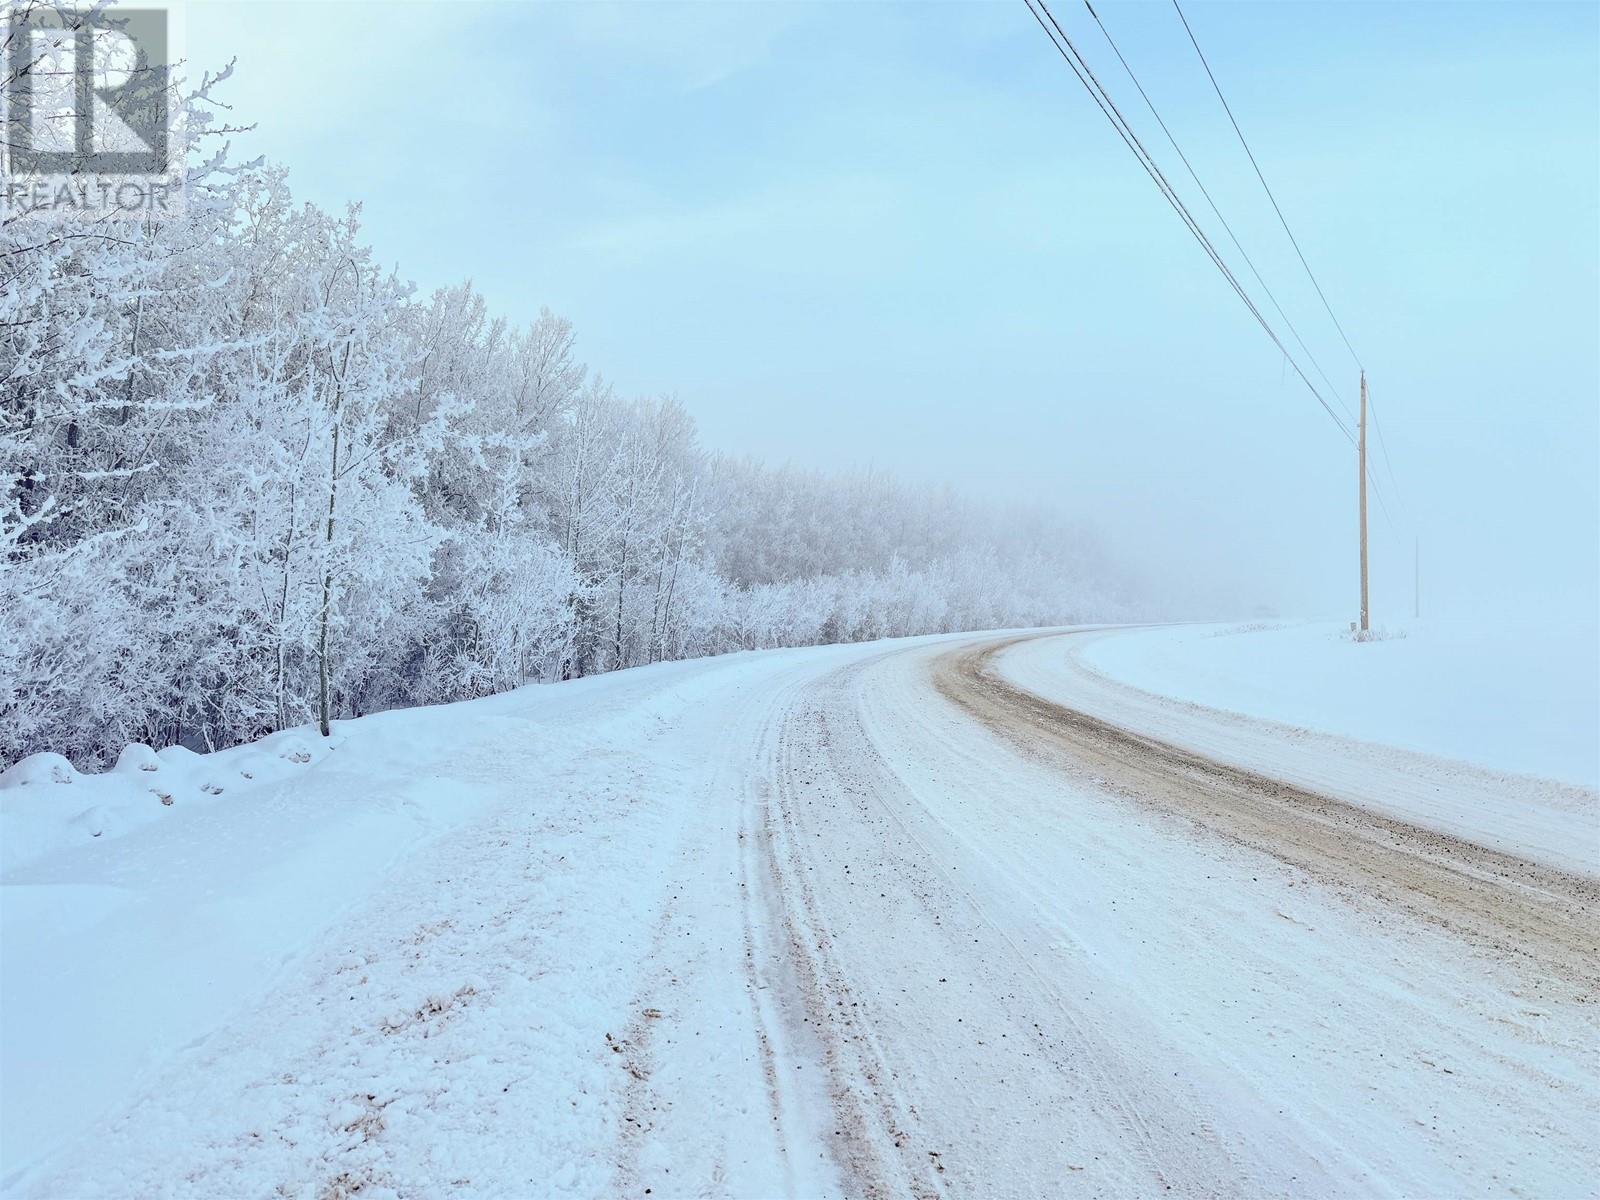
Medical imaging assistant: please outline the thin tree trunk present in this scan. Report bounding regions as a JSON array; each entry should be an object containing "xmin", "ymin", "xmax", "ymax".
[
  {"xmin": 317, "ymin": 420, "xmax": 339, "ymax": 737},
  {"xmin": 276, "ymin": 481, "xmax": 296, "ymax": 731},
  {"xmin": 613, "ymin": 532, "xmax": 628, "ymax": 669},
  {"xmin": 317, "ymin": 339, "xmax": 351, "ymax": 739}
]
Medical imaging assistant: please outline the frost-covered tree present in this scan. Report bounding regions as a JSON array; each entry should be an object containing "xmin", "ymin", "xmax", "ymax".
[{"xmin": 0, "ymin": 8, "xmax": 1139, "ymax": 770}]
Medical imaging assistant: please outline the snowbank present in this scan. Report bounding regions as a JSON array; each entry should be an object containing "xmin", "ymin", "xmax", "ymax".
[
  {"xmin": 1079, "ymin": 619, "xmax": 1599, "ymax": 788},
  {"xmin": 0, "ymin": 729, "xmax": 339, "ymax": 873},
  {"xmin": 0, "ymin": 699, "xmax": 511, "ymax": 1185},
  {"xmin": 0, "ymin": 636, "xmax": 959, "ymax": 1189}
]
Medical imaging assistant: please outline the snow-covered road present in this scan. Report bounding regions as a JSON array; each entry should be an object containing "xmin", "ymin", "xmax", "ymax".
[{"xmin": 5, "ymin": 629, "xmax": 1595, "ymax": 1198}]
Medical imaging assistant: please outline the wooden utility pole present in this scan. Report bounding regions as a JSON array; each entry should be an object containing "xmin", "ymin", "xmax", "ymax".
[{"xmin": 1358, "ymin": 371, "xmax": 1369, "ymax": 633}]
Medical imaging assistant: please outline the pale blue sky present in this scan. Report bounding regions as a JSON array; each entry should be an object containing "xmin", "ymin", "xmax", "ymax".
[{"xmin": 191, "ymin": 0, "xmax": 1599, "ymax": 619}]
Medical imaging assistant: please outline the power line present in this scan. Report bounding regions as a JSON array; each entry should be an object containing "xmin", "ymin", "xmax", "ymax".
[
  {"xmin": 1170, "ymin": 0, "xmax": 1365, "ymax": 374},
  {"xmin": 1081, "ymin": 0, "xmax": 1353, "ymax": 425},
  {"xmin": 1153, "ymin": 0, "xmax": 1402, "ymax": 523},
  {"xmin": 1022, "ymin": 0, "xmax": 1355, "ymax": 444},
  {"xmin": 1363, "ymin": 382, "xmax": 1405, "ymax": 519},
  {"xmin": 1027, "ymin": 0, "xmax": 1399, "ymax": 526}
]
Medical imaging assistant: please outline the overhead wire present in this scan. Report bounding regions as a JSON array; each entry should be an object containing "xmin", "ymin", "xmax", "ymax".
[
  {"xmin": 1022, "ymin": 0, "xmax": 1356, "ymax": 444},
  {"xmin": 1363, "ymin": 384, "xmax": 1405, "ymax": 522},
  {"xmin": 1032, "ymin": 0, "xmax": 1402, "ymax": 523},
  {"xmin": 1081, "ymin": 0, "xmax": 1353, "ymax": 427},
  {"xmin": 1171, "ymin": 0, "xmax": 1408, "ymax": 524},
  {"xmin": 1169, "ymin": 0, "xmax": 1366, "ymax": 375}
]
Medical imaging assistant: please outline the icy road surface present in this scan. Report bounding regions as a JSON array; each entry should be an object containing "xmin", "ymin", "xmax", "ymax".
[{"xmin": 4, "ymin": 629, "xmax": 1595, "ymax": 1198}]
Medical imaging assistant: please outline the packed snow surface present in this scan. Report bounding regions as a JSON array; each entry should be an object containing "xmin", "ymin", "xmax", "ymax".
[
  {"xmin": 2, "ymin": 627, "xmax": 1594, "ymax": 1197},
  {"xmin": 998, "ymin": 623, "xmax": 1599, "ymax": 875}
]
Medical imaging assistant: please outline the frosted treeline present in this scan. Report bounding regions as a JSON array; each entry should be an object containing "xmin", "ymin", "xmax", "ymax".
[{"xmin": 2, "ymin": 111, "xmax": 1134, "ymax": 771}]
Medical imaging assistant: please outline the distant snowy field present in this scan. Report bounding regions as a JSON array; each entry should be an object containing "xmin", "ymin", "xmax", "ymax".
[{"xmin": 1079, "ymin": 619, "xmax": 1599, "ymax": 788}]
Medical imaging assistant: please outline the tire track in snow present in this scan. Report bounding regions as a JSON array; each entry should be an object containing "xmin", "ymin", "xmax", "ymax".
[
  {"xmin": 748, "ymin": 632, "xmax": 1596, "ymax": 1195},
  {"xmin": 607, "ymin": 672, "xmax": 850, "ymax": 1200},
  {"xmin": 748, "ymin": 647, "xmax": 1252, "ymax": 1198},
  {"xmin": 935, "ymin": 633, "xmax": 1599, "ymax": 1000},
  {"xmin": 761, "ymin": 712, "xmax": 944, "ymax": 1200}
]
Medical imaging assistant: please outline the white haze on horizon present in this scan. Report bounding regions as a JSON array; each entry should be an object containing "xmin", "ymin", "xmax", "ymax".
[{"xmin": 193, "ymin": 0, "xmax": 1599, "ymax": 625}]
